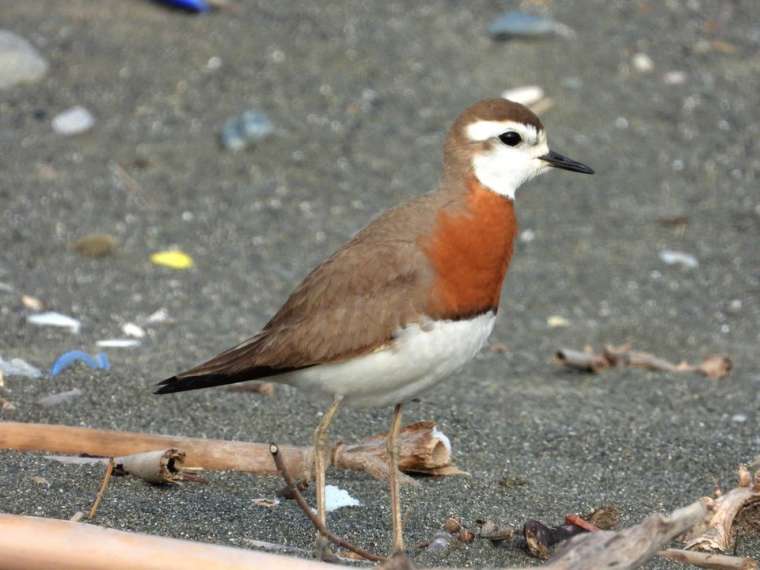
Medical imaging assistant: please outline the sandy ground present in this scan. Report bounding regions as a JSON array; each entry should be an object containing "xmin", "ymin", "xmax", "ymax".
[{"xmin": 1, "ymin": 1, "xmax": 759, "ymax": 567}]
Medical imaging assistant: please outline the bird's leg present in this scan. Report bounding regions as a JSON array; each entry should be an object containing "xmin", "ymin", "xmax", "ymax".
[
  {"xmin": 387, "ymin": 402, "xmax": 404, "ymax": 553},
  {"xmin": 313, "ymin": 396, "xmax": 343, "ymax": 551}
]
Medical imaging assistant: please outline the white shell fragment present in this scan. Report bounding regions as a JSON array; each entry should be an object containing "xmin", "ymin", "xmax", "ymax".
[
  {"xmin": 122, "ymin": 322, "xmax": 146, "ymax": 338},
  {"xmin": 431, "ymin": 426, "xmax": 452, "ymax": 453},
  {"xmin": 659, "ymin": 249, "xmax": 699, "ymax": 269},
  {"xmin": 27, "ymin": 311, "xmax": 81, "ymax": 334},
  {"xmin": 324, "ymin": 485, "xmax": 361, "ymax": 512},
  {"xmin": 632, "ymin": 52, "xmax": 654, "ymax": 73},
  {"xmin": 96, "ymin": 339, "xmax": 142, "ymax": 348},
  {"xmin": 501, "ymin": 86, "xmax": 545, "ymax": 107},
  {"xmin": 0, "ymin": 356, "xmax": 42, "ymax": 378},
  {"xmin": 52, "ymin": 106, "xmax": 95, "ymax": 135}
]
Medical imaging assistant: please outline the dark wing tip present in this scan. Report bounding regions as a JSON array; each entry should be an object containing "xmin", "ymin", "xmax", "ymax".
[{"xmin": 154, "ymin": 376, "xmax": 182, "ymax": 394}]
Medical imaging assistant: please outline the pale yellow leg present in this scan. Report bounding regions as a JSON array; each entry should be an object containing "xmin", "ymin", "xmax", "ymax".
[
  {"xmin": 313, "ymin": 396, "xmax": 343, "ymax": 535},
  {"xmin": 387, "ymin": 402, "xmax": 404, "ymax": 553}
]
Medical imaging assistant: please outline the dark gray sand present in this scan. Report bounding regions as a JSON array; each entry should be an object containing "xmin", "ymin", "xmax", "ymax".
[{"xmin": 1, "ymin": 1, "xmax": 759, "ymax": 567}]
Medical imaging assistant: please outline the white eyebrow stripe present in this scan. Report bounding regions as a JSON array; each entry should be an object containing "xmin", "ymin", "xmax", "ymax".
[{"xmin": 465, "ymin": 120, "xmax": 539, "ymax": 143}]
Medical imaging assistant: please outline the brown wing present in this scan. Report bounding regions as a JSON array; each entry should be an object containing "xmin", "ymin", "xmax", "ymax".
[{"xmin": 155, "ymin": 196, "xmax": 444, "ymax": 394}]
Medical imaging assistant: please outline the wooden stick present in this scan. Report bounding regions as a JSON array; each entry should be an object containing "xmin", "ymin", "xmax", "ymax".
[
  {"xmin": 88, "ymin": 458, "xmax": 114, "ymax": 520},
  {"xmin": 0, "ymin": 421, "xmax": 459, "ymax": 481},
  {"xmin": 269, "ymin": 443, "xmax": 385, "ymax": 563},
  {"xmin": 0, "ymin": 513, "xmax": 332, "ymax": 570},
  {"xmin": 660, "ymin": 549, "xmax": 758, "ymax": 570}
]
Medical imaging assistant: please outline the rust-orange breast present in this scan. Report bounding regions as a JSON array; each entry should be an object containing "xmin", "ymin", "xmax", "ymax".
[{"xmin": 422, "ymin": 178, "xmax": 517, "ymax": 320}]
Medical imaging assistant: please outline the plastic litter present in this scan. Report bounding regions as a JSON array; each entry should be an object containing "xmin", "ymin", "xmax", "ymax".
[
  {"xmin": 153, "ymin": 0, "xmax": 211, "ymax": 13},
  {"xmin": 27, "ymin": 311, "xmax": 81, "ymax": 334},
  {"xmin": 324, "ymin": 485, "xmax": 361, "ymax": 512},
  {"xmin": 0, "ymin": 356, "xmax": 42, "ymax": 378},
  {"xmin": 150, "ymin": 250, "xmax": 194, "ymax": 269},
  {"xmin": 488, "ymin": 11, "xmax": 575, "ymax": 40},
  {"xmin": 220, "ymin": 110, "xmax": 275, "ymax": 152},
  {"xmin": 52, "ymin": 106, "xmax": 95, "ymax": 136},
  {"xmin": 96, "ymin": 339, "xmax": 141, "ymax": 348},
  {"xmin": 50, "ymin": 351, "xmax": 110, "ymax": 377}
]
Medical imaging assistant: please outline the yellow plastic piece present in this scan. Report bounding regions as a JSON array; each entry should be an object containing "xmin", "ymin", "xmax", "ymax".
[{"xmin": 150, "ymin": 250, "xmax": 194, "ymax": 270}]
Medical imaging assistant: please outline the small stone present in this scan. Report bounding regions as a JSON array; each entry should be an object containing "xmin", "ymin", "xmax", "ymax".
[
  {"xmin": 220, "ymin": 110, "xmax": 274, "ymax": 152},
  {"xmin": 731, "ymin": 413, "xmax": 747, "ymax": 423},
  {"xmin": 663, "ymin": 70, "xmax": 687, "ymax": 85},
  {"xmin": 632, "ymin": 52, "xmax": 654, "ymax": 72},
  {"xmin": 488, "ymin": 11, "xmax": 574, "ymax": 40},
  {"xmin": 547, "ymin": 315, "xmax": 570, "ymax": 328},
  {"xmin": 0, "ymin": 355, "xmax": 42, "ymax": 378},
  {"xmin": 501, "ymin": 86, "xmax": 545, "ymax": 107},
  {"xmin": 122, "ymin": 322, "xmax": 146, "ymax": 338},
  {"xmin": 615, "ymin": 116, "xmax": 629, "ymax": 129},
  {"xmin": 71, "ymin": 234, "xmax": 117, "ymax": 257},
  {"xmin": 21, "ymin": 294, "xmax": 43, "ymax": 311},
  {"xmin": 659, "ymin": 249, "xmax": 699, "ymax": 269},
  {"xmin": 0, "ymin": 30, "xmax": 48, "ymax": 90},
  {"xmin": 520, "ymin": 229, "xmax": 536, "ymax": 243},
  {"xmin": 52, "ymin": 106, "xmax": 95, "ymax": 135}
]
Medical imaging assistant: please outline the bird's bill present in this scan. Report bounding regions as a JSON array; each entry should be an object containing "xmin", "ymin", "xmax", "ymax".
[{"xmin": 539, "ymin": 150, "xmax": 594, "ymax": 174}]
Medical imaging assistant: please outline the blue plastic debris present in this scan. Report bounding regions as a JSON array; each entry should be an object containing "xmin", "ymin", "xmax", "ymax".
[
  {"xmin": 488, "ymin": 11, "xmax": 574, "ymax": 40},
  {"xmin": 50, "ymin": 351, "xmax": 110, "ymax": 377},
  {"xmin": 220, "ymin": 110, "xmax": 275, "ymax": 152},
  {"xmin": 152, "ymin": 0, "xmax": 211, "ymax": 13}
]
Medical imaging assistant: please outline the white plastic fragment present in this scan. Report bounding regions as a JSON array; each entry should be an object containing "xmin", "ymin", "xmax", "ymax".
[
  {"xmin": 96, "ymin": 339, "xmax": 141, "ymax": 348},
  {"xmin": 52, "ymin": 106, "xmax": 95, "ymax": 135},
  {"xmin": 663, "ymin": 70, "xmax": 687, "ymax": 85},
  {"xmin": 324, "ymin": 485, "xmax": 361, "ymax": 512},
  {"xmin": 659, "ymin": 249, "xmax": 699, "ymax": 269},
  {"xmin": 145, "ymin": 308, "xmax": 169, "ymax": 324},
  {"xmin": 122, "ymin": 322, "xmax": 146, "ymax": 338},
  {"xmin": 27, "ymin": 311, "xmax": 81, "ymax": 333},
  {"xmin": 0, "ymin": 30, "xmax": 49, "ymax": 89},
  {"xmin": 431, "ymin": 426, "xmax": 452, "ymax": 453},
  {"xmin": 501, "ymin": 86, "xmax": 545, "ymax": 107},
  {"xmin": 0, "ymin": 356, "xmax": 42, "ymax": 378}
]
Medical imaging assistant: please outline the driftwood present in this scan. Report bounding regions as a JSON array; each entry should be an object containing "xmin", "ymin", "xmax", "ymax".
[
  {"xmin": 660, "ymin": 549, "xmax": 758, "ymax": 570},
  {"xmin": 555, "ymin": 344, "xmax": 732, "ymax": 380},
  {"xmin": 683, "ymin": 466, "xmax": 760, "ymax": 553},
  {"xmin": 0, "ymin": 499, "xmax": 712, "ymax": 570},
  {"xmin": 0, "ymin": 420, "xmax": 459, "ymax": 482}
]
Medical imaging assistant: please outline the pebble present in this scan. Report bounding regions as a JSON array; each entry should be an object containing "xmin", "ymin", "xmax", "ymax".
[
  {"xmin": 37, "ymin": 389, "xmax": 83, "ymax": 408},
  {"xmin": 731, "ymin": 414, "xmax": 747, "ymax": 423},
  {"xmin": 488, "ymin": 11, "xmax": 575, "ymax": 40},
  {"xmin": 547, "ymin": 315, "xmax": 570, "ymax": 328},
  {"xmin": 0, "ymin": 356, "xmax": 42, "ymax": 378},
  {"xmin": 27, "ymin": 311, "xmax": 82, "ymax": 334},
  {"xmin": 220, "ymin": 110, "xmax": 274, "ymax": 152},
  {"xmin": 71, "ymin": 234, "xmax": 117, "ymax": 257},
  {"xmin": 0, "ymin": 30, "xmax": 48, "ymax": 90},
  {"xmin": 52, "ymin": 106, "xmax": 95, "ymax": 135},
  {"xmin": 501, "ymin": 86, "xmax": 545, "ymax": 107},
  {"xmin": 520, "ymin": 229, "xmax": 536, "ymax": 243},
  {"xmin": 632, "ymin": 53, "xmax": 654, "ymax": 73},
  {"xmin": 659, "ymin": 249, "xmax": 699, "ymax": 269},
  {"xmin": 663, "ymin": 70, "xmax": 687, "ymax": 85}
]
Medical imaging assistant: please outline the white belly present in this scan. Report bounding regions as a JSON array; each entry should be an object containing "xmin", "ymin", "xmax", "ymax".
[{"xmin": 281, "ymin": 312, "xmax": 496, "ymax": 408}]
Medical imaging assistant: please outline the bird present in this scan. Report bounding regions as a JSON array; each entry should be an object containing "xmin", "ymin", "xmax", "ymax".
[{"xmin": 156, "ymin": 98, "xmax": 593, "ymax": 555}]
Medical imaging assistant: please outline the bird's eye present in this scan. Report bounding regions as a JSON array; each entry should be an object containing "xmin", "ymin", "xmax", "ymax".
[{"xmin": 498, "ymin": 131, "xmax": 522, "ymax": 146}]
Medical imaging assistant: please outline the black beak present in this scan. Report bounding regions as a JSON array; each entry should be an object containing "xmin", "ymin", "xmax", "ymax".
[{"xmin": 539, "ymin": 150, "xmax": 594, "ymax": 174}]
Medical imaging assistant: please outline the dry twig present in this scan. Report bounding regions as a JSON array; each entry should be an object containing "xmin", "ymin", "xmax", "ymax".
[
  {"xmin": 555, "ymin": 344, "xmax": 732, "ymax": 380},
  {"xmin": 88, "ymin": 458, "xmax": 114, "ymax": 520},
  {"xmin": 660, "ymin": 548, "xmax": 758, "ymax": 570},
  {"xmin": 269, "ymin": 443, "xmax": 385, "ymax": 563}
]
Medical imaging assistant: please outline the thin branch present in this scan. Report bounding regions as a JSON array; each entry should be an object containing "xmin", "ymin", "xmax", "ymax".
[
  {"xmin": 269, "ymin": 443, "xmax": 385, "ymax": 563},
  {"xmin": 660, "ymin": 548, "xmax": 758, "ymax": 570},
  {"xmin": 88, "ymin": 457, "xmax": 114, "ymax": 519}
]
